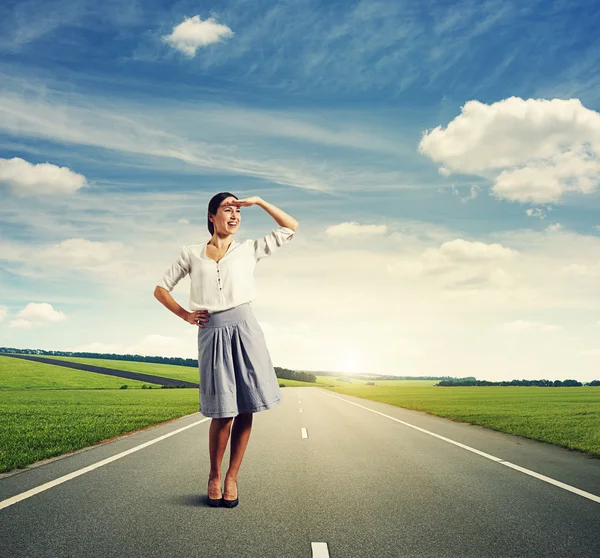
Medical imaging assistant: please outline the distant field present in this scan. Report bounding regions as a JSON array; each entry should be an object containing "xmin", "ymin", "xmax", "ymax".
[
  {"xmin": 22, "ymin": 355, "xmax": 344, "ymax": 386},
  {"xmin": 17, "ymin": 356, "xmax": 437, "ymax": 387},
  {"xmin": 2, "ymin": 355, "xmax": 599, "ymax": 474},
  {"xmin": 0, "ymin": 356, "xmax": 156, "ymax": 390},
  {"xmin": 21, "ymin": 355, "xmax": 203, "ymax": 383},
  {"xmin": 16, "ymin": 355, "xmax": 347, "ymax": 387},
  {"xmin": 319, "ymin": 377, "xmax": 439, "ymax": 387}
]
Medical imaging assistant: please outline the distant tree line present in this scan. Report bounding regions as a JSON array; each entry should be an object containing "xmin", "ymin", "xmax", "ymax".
[
  {"xmin": 370, "ymin": 375, "xmax": 464, "ymax": 381},
  {"xmin": 436, "ymin": 378, "xmax": 600, "ymax": 387},
  {"xmin": 3, "ymin": 347, "xmax": 596, "ymax": 385},
  {"xmin": 0, "ymin": 347, "xmax": 317, "ymax": 383},
  {"xmin": 274, "ymin": 366, "xmax": 317, "ymax": 383},
  {"xmin": 0, "ymin": 347, "xmax": 199, "ymax": 367}
]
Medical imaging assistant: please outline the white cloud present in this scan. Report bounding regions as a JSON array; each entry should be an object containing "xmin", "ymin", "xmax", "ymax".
[
  {"xmin": 9, "ymin": 319, "xmax": 33, "ymax": 330},
  {"xmin": 16, "ymin": 302, "xmax": 66, "ymax": 322},
  {"xmin": 419, "ymin": 97, "xmax": 600, "ymax": 204},
  {"xmin": 10, "ymin": 302, "xmax": 67, "ymax": 329},
  {"xmin": 71, "ymin": 335, "xmax": 194, "ymax": 359},
  {"xmin": 5, "ymin": 220, "xmax": 600, "ymax": 381},
  {"xmin": 436, "ymin": 239, "xmax": 517, "ymax": 262},
  {"xmin": 386, "ymin": 238, "xmax": 518, "ymax": 290},
  {"xmin": 0, "ymin": 305, "xmax": 7, "ymax": 322},
  {"xmin": 69, "ymin": 342, "xmax": 125, "ymax": 354},
  {"xmin": 546, "ymin": 223, "xmax": 563, "ymax": 232},
  {"xmin": 325, "ymin": 221, "xmax": 388, "ymax": 237},
  {"xmin": 0, "ymin": 157, "xmax": 87, "ymax": 196},
  {"xmin": 449, "ymin": 183, "xmax": 480, "ymax": 203},
  {"xmin": 501, "ymin": 320, "xmax": 562, "ymax": 332},
  {"xmin": 526, "ymin": 207, "xmax": 547, "ymax": 219},
  {"xmin": 29, "ymin": 238, "xmax": 142, "ymax": 282},
  {"xmin": 123, "ymin": 334, "xmax": 196, "ymax": 359},
  {"xmin": 178, "ymin": 218, "xmax": 190, "ymax": 225},
  {"xmin": 492, "ymin": 149, "xmax": 600, "ymax": 203},
  {"xmin": 562, "ymin": 263, "xmax": 599, "ymax": 277},
  {"xmin": 162, "ymin": 15, "xmax": 234, "ymax": 57},
  {"xmin": 39, "ymin": 238, "xmax": 128, "ymax": 267}
]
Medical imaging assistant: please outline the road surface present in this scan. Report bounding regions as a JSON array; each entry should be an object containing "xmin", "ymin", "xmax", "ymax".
[{"xmin": 1, "ymin": 387, "xmax": 599, "ymax": 557}]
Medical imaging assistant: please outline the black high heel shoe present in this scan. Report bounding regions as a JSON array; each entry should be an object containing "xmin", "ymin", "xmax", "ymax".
[
  {"xmin": 222, "ymin": 479, "xmax": 238, "ymax": 508},
  {"xmin": 207, "ymin": 477, "xmax": 223, "ymax": 507}
]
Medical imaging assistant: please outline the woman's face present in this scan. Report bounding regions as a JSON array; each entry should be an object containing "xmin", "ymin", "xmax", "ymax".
[{"xmin": 213, "ymin": 196, "xmax": 241, "ymax": 234}]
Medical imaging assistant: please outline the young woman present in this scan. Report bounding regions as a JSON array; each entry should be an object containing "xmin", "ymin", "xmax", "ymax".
[{"xmin": 154, "ymin": 192, "xmax": 298, "ymax": 508}]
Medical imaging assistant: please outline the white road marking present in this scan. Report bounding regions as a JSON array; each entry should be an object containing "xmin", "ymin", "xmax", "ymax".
[
  {"xmin": 311, "ymin": 542, "xmax": 330, "ymax": 557},
  {"xmin": 0, "ymin": 417, "xmax": 210, "ymax": 511},
  {"xmin": 321, "ymin": 390, "xmax": 600, "ymax": 505},
  {"xmin": 301, "ymin": 427, "xmax": 308, "ymax": 439}
]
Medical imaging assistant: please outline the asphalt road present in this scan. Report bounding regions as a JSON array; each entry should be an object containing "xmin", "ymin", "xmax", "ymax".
[
  {"xmin": 2, "ymin": 354, "xmax": 199, "ymax": 388},
  {"xmin": 1, "ymin": 387, "xmax": 599, "ymax": 557}
]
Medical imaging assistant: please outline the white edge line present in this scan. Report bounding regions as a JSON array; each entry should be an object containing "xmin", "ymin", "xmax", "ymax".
[
  {"xmin": 311, "ymin": 541, "xmax": 330, "ymax": 557},
  {"xmin": 0, "ymin": 417, "xmax": 210, "ymax": 511},
  {"xmin": 319, "ymin": 390, "xmax": 600, "ymax": 505}
]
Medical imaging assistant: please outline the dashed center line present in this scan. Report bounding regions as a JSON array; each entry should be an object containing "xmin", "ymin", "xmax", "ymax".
[{"xmin": 311, "ymin": 542, "xmax": 330, "ymax": 557}]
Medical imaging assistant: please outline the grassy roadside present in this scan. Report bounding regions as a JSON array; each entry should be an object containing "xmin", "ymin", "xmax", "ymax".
[
  {"xmin": 2, "ymin": 355, "xmax": 599, "ymax": 473},
  {"xmin": 321, "ymin": 384, "xmax": 600, "ymax": 457},
  {"xmin": 0, "ymin": 389, "xmax": 199, "ymax": 473}
]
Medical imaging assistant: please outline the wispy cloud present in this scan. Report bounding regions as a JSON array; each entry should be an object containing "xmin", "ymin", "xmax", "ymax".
[
  {"xmin": 0, "ymin": 0, "xmax": 143, "ymax": 51},
  {"xmin": 325, "ymin": 222, "xmax": 388, "ymax": 237},
  {"xmin": 0, "ymin": 84, "xmax": 425, "ymax": 194},
  {"xmin": 125, "ymin": 0, "xmax": 526, "ymax": 96},
  {"xmin": 501, "ymin": 320, "xmax": 562, "ymax": 332}
]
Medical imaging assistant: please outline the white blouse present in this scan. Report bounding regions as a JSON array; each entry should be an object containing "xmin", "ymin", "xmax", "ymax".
[{"xmin": 157, "ymin": 225, "xmax": 295, "ymax": 312}]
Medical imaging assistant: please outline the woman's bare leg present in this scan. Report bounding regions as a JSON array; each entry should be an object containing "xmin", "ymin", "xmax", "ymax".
[
  {"xmin": 208, "ymin": 417, "xmax": 233, "ymax": 498},
  {"xmin": 224, "ymin": 412, "xmax": 253, "ymax": 499}
]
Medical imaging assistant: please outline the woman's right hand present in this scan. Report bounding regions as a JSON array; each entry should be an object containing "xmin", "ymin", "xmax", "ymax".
[{"xmin": 183, "ymin": 309, "xmax": 210, "ymax": 328}]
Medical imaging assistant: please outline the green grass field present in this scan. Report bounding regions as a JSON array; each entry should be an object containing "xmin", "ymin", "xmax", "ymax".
[
  {"xmin": 0, "ymin": 355, "xmax": 346, "ymax": 390},
  {"xmin": 1, "ymin": 354, "xmax": 599, "ymax": 474},
  {"xmin": 0, "ymin": 356, "xmax": 157, "ymax": 390},
  {"xmin": 323, "ymin": 384, "xmax": 600, "ymax": 457}
]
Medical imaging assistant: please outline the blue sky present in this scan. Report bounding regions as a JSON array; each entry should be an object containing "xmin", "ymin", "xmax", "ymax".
[{"xmin": 2, "ymin": 0, "xmax": 600, "ymax": 381}]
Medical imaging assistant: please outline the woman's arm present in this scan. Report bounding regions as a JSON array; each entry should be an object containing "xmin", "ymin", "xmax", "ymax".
[
  {"xmin": 230, "ymin": 196, "xmax": 299, "ymax": 231},
  {"xmin": 154, "ymin": 286, "xmax": 188, "ymax": 320},
  {"xmin": 256, "ymin": 197, "xmax": 299, "ymax": 231},
  {"xmin": 154, "ymin": 286, "xmax": 211, "ymax": 327}
]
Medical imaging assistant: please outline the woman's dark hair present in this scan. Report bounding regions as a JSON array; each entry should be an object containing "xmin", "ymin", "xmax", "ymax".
[{"xmin": 207, "ymin": 192, "xmax": 238, "ymax": 235}]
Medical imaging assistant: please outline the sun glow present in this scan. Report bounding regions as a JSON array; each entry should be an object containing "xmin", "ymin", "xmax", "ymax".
[{"xmin": 336, "ymin": 346, "xmax": 364, "ymax": 374}]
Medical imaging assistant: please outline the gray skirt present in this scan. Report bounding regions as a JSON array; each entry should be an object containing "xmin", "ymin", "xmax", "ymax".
[{"xmin": 197, "ymin": 302, "xmax": 282, "ymax": 418}]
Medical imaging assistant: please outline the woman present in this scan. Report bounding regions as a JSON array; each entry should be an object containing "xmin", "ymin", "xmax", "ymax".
[{"xmin": 153, "ymin": 192, "xmax": 298, "ymax": 509}]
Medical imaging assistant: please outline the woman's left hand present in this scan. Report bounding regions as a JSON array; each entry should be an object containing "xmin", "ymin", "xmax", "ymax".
[{"xmin": 229, "ymin": 196, "xmax": 261, "ymax": 207}]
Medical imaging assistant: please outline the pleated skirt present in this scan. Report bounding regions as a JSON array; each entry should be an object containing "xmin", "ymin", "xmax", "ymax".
[{"xmin": 197, "ymin": 302, "xmax": 282, "ymax": 418}]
